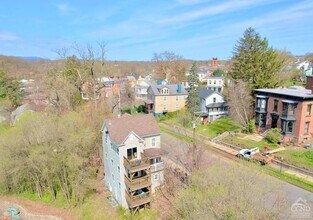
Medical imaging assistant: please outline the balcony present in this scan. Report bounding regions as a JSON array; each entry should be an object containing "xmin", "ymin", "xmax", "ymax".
[
  {"xmin": 150, "ymin": 161, "xmax": 165, "ymax": 173},
  {"xmin": 124, "ymin": 174, "xmax": 151, "ymax": 191},
  {"xmin": 125, "ymin": 190, "xmax": 151, "ymax": 208},
  {"xmin": 124, "ymin": 155, "xmax": 150, "ymax": 173}
]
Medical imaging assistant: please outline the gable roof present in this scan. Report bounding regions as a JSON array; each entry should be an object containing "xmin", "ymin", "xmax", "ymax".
[
  {"xmin": 149, "ymin": 84, "xmax": 188, "ymax": 96},
  {"xmin": 104, "ymin": 114, "xmax": 160, "ymax": 146},
  {"xmin": 254, "ymin": 88, "xmax": 313, "ymax": 99},
  {"xmin": 199, "ymin": 89, "xmax": 215, "ymax": 99}
]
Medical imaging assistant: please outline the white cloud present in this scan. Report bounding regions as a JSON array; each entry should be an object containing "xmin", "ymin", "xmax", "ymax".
[
  {"xmin": 160, "ymin": 0, "xmax": 276, "ymax": 24},
  {"xmin": 55, "ymin": 3, "xmax": 74, "ymax": 15},
  {"xmin": 0, "ymin": 32, "xmax": 19, "ymax": 41}
]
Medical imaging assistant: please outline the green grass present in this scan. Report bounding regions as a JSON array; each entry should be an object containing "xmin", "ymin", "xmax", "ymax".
[
  {"xmin": 195, "ymin": 117, "xmax": 240, "ymax": 138},
  {"xmin": 222, "ymin": 134, "xmax": 279, "ymax": 151},
  {"xmin": 275, "ymin": 149, "xmax": 313, "ymax": 170},
  {"xmin": 262, "ymin": 166, "xmax": 313, "ymax": 193},
  {"xmin": 160, "ymin": 125, "xmax": 193, "ymax": 143}
]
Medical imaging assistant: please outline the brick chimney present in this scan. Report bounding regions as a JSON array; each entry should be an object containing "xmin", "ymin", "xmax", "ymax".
[
  {"xmin": 306, "ymin": 76, "xmax": 313, "ymax": 94},
  {"xmin": 212, "ymin": 57, "xmax": 218, "ymax": 68}
]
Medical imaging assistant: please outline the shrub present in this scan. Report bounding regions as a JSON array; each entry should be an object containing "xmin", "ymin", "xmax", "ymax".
[
  {"xmin": 266, "ymin": 128, "xmax": 282, "ymax": 143},
  {"xmin": 243, "ymin": 119, "xmax": 256, "ymax": 134},
  {"xmin": 122, "ymin": 107, "xmax": 131, "ymax": 114}
]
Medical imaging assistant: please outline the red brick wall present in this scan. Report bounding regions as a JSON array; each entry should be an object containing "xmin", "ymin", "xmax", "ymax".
[{"xmin": 265, "ymin": 97, "xmax": 313, "ymax": 143}]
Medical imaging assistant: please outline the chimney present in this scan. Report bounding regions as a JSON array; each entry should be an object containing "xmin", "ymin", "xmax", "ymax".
[
  {"xmin": 157, "ymin": 79, "xmax": 162, "ymax": 85},
  {"xmin": 306, "ymin": 76, "xmax": 313, "ymax": 94},
  {"xmin": 212, "ymin": 57, "xmax": 218, "ymax": 68},
  {"xmin": 177, "ymin": 84, "xmax": 182, "ymax": 93}
]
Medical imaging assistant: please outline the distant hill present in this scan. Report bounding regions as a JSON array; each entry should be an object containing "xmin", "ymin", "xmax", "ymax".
[{"xmin": 15, "ymin": 56, "xmax": 49, "ymax": 61}]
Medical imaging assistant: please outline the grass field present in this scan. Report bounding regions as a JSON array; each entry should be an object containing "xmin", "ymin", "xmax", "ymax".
[
  {"xmin": 196, "ymin": 117, "xmax": 240, "ymax": 138},
  {"xmin": 222, "ymin": 134, "xmax": 279, "ymax": 151},
  {"xmin": 275, "ymin": 148, "xmax": 313, "ymax": 170}
]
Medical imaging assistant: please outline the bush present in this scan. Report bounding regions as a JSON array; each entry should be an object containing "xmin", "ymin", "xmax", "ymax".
[
  {"xmin": 122, "ymin": 107, "xmax": 131, "ymax": 114},
  {"xmin": 266, "ymin": 128, "xmax": 282, "ymax": 143},
  {"xmin": 134, "ymin": 105, "xmax": 144, "ymax": 113},
  {"xmin": 243, "ymin": 119, "xmax": 256, "ymax": 134},
  {"xmin": 177, "ymin": 111, "xmax": 192, "ymax": 128}
]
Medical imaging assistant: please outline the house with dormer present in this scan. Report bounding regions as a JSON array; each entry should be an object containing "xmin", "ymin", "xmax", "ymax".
[
  {"xmin": 145, "ymin": 83, "xmax": 188, "ymax": 116},
  {"xmin": 102, "ymin": 114, "xmax": 164, "ymax": 213}
]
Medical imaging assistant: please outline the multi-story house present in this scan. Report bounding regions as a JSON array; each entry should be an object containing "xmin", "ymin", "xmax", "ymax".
[
  {"xmin": 145, "ymin": 84, "xmax": 188, "ymax": 116},
  {"xmin": 102, "ymin": 114, "xmax": 164, "ymax": 213},
  {"xmin": 254, "ymin": 77, "xmax": 313, "ymax": 144},
  {"xmin": 198, "ymin": 89, "xmax": 228, "ymax": 123},
  {"xmin": 205, "ymin": 76, "xmax": 224, "ymax": 93},
  {"xmin": 134, "ymin": 81, "xmax": 149, "ymax": 100}
]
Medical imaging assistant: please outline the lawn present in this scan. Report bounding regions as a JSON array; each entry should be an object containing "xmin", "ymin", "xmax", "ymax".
[
  {"xmin": 275, "ymin": 149, "xmax": 313, "ymax": 171},
  {"xmin": 196, "ymin": 117, "xmax": 240, "ymax": 138},
  {"xmin": 160, "ymin": 111, "xmax": 241, "ymax": 139},
  {"xmin": 222, "ymin": 133, "xmax": 279, "ymax": 151}
]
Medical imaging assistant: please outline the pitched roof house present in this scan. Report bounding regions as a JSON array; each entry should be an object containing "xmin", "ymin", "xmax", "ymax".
[
  {"xmin": 102, "ymin": 114, "xmax": 164, "ymax": 213},
  {"xmin": 145, "ymin": 84, "xmax": 188, "ymax": 115},
  {"xmin": 198, "ymin": 88, "xmax": 228, "ymax": 123}
]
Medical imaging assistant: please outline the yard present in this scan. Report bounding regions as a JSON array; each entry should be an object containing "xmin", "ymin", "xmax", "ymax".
[
  {"xmin": 196, "ymin": 117, "xmax": 240, "ymax": 138},
  {"xmin": 221, "ymin": 133, "xmax": 279, "ymax": 152},
  {"xmin": 274, "ymin": 148, "xmax": 313, "ymax": 171},
  {"xmin": 160, "ymin": 111, "xmax": 240, "ymax": 139}
]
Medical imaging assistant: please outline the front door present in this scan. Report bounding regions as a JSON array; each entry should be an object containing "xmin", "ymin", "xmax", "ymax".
[{"xmin": 271, "ymin": 114, "xmax": 279, "ymax": 128}]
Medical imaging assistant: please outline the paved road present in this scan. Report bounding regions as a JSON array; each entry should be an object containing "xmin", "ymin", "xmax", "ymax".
[{"xmin": 161, "ymin": 132, "xmax": 313, "ymax": 218}]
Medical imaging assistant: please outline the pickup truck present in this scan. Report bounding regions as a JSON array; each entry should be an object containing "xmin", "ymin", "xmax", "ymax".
[{"xmin": 236, "ymin": 147, "xmax": 273, "ymax": 165}]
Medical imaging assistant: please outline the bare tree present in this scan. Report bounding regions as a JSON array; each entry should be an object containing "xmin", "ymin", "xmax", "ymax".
[
  {"xmin": 224, "ymin": 80, "xmax": 253, "ymax": 130},
  {"xmin": 169, "ymin": 163, "xmax": 287, "ymax": 220},
  {"xmin": 152, "ymin": 51, "xmax": 188, "ymax": 82}
]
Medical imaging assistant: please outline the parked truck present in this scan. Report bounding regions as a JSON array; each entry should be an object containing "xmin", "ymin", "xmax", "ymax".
[{"xmin": 236, "ymin": 147, "xmax": 273, "ymax": 165}]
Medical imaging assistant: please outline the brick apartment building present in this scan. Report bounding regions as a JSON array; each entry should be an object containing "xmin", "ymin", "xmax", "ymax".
[{"xmin": 254, "ymin": 77, "xmax": 313, "ymax": 144}]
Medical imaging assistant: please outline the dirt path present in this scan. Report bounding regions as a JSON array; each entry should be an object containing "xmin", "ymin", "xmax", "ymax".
[{"xmin": 0, "ymin": 196, "xmax": 77, "ymax": 220}]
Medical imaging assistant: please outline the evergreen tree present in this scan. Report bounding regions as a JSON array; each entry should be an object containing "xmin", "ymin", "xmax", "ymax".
[
  {"xmin": 230, "ymin": 27, "xmax": 282, "ymax": 89},
  {"xmin": 186, "ymin": 63, "xmax": 200, "ymax": 114}
]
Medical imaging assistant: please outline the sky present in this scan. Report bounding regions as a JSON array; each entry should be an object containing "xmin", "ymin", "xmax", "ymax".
[{"xmin": 0, "ymin": 0, "xmax": 313, "ymax": 61}]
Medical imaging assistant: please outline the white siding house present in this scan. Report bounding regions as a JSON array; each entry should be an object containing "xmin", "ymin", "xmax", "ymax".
[
  {"xmin": 199, "ymin": 89, "xmax": 228, "ymax": 123},
  {"xmin": 102, "ymin": 114, "xmax": 164, "ymax": 213}
]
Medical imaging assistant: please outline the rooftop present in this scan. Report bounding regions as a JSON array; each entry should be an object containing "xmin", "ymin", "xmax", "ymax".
[
  {"xmin": 104, "ymin": 114, "xmax": 160, "ymax": 145},
  {"xmin": 254, "ymin": 87, "xmax": 313, "ymax": 99},
  {"xmin": 199, "ymin": 89, "xmax": 215, "ymax": 99},
  {"xmin": 149, "ymin": 84, "xmax": 187, "ymax": 96}
]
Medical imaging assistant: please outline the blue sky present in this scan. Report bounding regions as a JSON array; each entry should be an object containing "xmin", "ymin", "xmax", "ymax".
[{"xmin": 0, "ymin": 0, "xmax": 313, "ymax": 61}]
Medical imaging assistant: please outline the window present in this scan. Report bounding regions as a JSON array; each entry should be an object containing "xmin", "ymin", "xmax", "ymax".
[
  {"xmin": 287, "ymin": 121, "xmax": 293, "ymax": 133},
  {"xmin": 218, "ymin": 88, "xmax": 221, "ymax": 93},
  {"xmin": 307, "ymin": 104, "xmax": 312, "ymax": 116},
  {"xmin": 304, "ymin": 122, "xmax": 310, "ymax": 135},
  {"xmin": 213, "ymin": 97, "xmax": 216, "ymax": 103},
  {"xmin": 176, "ymin": 103, "xmax": 179, "ymax": 109},
  {"xmin": 118, "ymin": 166, "xmax": 120, "ymax": 173},
  {"xmin": 214, "ymin": 80, "xmax": 216, "ymax": 84},
  {"xmin": 176, "ymin": 96, "xmax": 178, "ymax": 101},
  {"xmin": 152, "ymin": 138, "xmax": 156, "ymax": 147},
  {"xmin": 154, "ymin": 173, "xmax": 159, "ymax": 180},
  {"xmin": 127, "ymin": 147, "xmax": 137, "ymax": 160},
  {"xmin": 111, "ymin": 159, "xmax": 114, "ymax": 166},
  {"xmin": 219, "ymin": 80, "xmax": 222, "ymax": 85},
  {"xmin": 164, "ymin": 96, "xmax": 166, "ymax": 101},
  {"xmin": 261, "ymin": 100, "xmax": 266, "ymax": 108},
  {"xmin": 209, "ymin": 80, "xmax": 211, "ymax": 84},
  {"xmin": 273, "ymin": 100, "xmax": 278, "ymax": 112},
  {"xmin": 164, "ymin": 105, "xmax": 167, "ymax": 110}
]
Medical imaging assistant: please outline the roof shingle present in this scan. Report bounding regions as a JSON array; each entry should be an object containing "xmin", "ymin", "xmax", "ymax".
[{"xmin": 105, "ymin": 114, "xmax": 160, "ymax": 145}]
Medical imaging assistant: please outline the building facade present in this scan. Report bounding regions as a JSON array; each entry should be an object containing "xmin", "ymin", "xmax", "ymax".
[
  {"xmin": 205, "ymin": 76, "xmax": 224, "ymax": 93},
  {"xmin": 102, "ymin": 114, "xmax": 164, "ymax": 213},
  {"xmin": 199, "ymin": 89, "xmax": 228, "ymax": 123},
  {"xmin": 145, "ymin": 84, "xmax": 188, "ymax": 116},
  {"xmin": 254, "ymin": 78, "xmax": 313, "ymax": 144}
]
